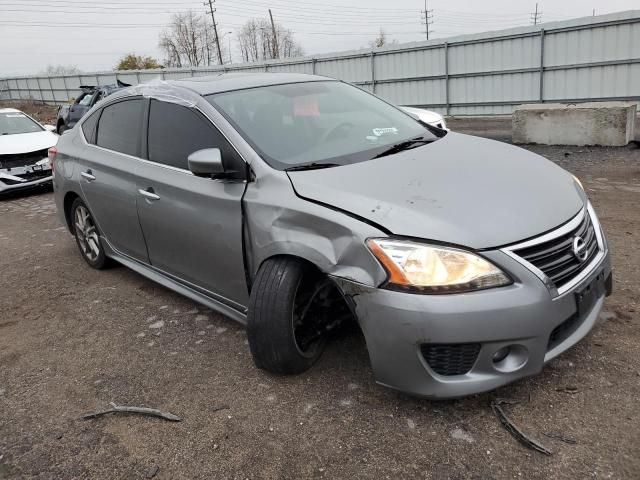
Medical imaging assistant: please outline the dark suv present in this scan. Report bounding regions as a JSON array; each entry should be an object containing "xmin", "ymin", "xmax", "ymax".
[{"xmin": 56, "ymin": 80, "xmax": 129, "ymax": 134}]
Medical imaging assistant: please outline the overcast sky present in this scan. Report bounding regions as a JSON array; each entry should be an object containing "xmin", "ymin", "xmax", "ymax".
[{"xmin": 0, "ymin": 0, "xmax": 638, "ymax": 76}]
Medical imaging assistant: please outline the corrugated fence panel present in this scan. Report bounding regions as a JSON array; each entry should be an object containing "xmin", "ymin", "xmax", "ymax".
[
  {"xmin": 449, "ymin": 35, "xmax": 540, "ymax": 74},
  {"xmin": 267, "ymin": 62, "xmax": 313, "ymax": 74},
  {"xmin": 376, "ymin": 79, "xmax": 446, "ymax": 106},
  {"xmin": 2, "ymin": 11, "xmax": 639, "ymax": 114},
  {"xmin": 544, "ymin": 63, "xmax": 640, "ymax": 100},
  {"xmin": 545, "ymin": 22, "xmax": 640, "ymax": 67},
  {"xmin": 375, "ymin": 47, "xmax": 445, "ymax": 80},
  {"xmin": 316, "ymin": 56, "xmax": 370, "ymax": 82},
  {"xmin": 450, "ymin": 72, "xmax": 539, "ymax": 103}
]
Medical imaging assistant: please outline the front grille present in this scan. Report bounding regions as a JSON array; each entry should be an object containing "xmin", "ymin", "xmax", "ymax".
[
  {"xmin": 421, "ymin": 343, "xmax": 480, "ymax": 376},
  {"xmin": 0, "ymin": 149, "xmax": 48, "ymax": 169},
  {"xmin": 513, "ymin": 211, "xmax": 600, "ymax": 289},
  {"xmin": 0, "ymin": 170, "xmax": 51, "ymax": 185}
]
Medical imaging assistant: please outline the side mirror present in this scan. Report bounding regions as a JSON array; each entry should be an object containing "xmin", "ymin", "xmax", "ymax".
[
  {"xmin": 43, "ymin": 124, "xmax": 56, "ymax": 132},
  {"xmin": 188, "ymin": 148, "xmax": 224, "ymax": 177}
]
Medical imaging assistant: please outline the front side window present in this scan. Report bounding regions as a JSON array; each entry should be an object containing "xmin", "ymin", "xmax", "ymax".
[
  {"xmin": 206, "ymin": 81, "xmax": 441, "ymax": 170},
  {"xmin": 96, "ymin": 98, "xmax": 143, "ymax": 156},
  {"xmin": 147, "ymin": 99, "xmax": 243, "ymax": 173},
  {"xmin": 0, "ymin": 111, "xmax": 43, "ymax": 135}
]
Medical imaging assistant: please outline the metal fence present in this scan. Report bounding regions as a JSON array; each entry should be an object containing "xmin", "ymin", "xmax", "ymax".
[{"xmin": 1, "ymin": 10, "xmax": 639, "ymax": 115}]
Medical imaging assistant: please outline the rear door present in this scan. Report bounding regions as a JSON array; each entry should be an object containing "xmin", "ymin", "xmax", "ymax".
[
  {"xmin": 78, "ymin": 98, "xmax": 148, "ymax": 262},
  {"xmin": 135, "ymin": 99, "xmax": 248, "ymax": 309}
]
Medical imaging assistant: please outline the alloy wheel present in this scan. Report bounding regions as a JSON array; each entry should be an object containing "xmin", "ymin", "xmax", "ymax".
[{"xmin": 74, "ymin": 205, "xmax": 101, "ymax": 262}]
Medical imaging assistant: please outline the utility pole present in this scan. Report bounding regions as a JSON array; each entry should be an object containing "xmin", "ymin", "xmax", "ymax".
[
  {"xmin": 421, "ymin": 0, "xmax": 433, "ymax": 40},
  {"xmin": 268, "ymin": 9, "xmax": 279, "ymax": 59},
  {"xmin": 530, "ymin": 3, "xmax": 542, "ymax": 25},
  {"xmin": 204, "ymin": 0, "xmax": 223, "ymax": 65}
]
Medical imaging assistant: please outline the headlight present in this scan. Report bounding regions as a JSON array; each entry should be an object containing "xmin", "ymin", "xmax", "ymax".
[{"xmin": 367, "ymin": 238, "xmax": 512, "ymax": 293}]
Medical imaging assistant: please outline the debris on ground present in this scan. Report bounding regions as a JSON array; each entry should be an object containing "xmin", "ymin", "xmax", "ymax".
[
  {"xmin": 543, "ymin": 432, "xmax": 578, "ymax": 444},
  {"xmin": 145, "ymin": 465, "xmax": 160, "ymax": 479},
  {"xmin": 490, "ymin": 399, "xmax": 552, "ymax": 456},
  {"xmin": 450, "ymin": 427, "xmax": 475, "ymax": 443},
  {"xmin": 82, "ymin": 402, "xmax": 182, "ymax": 422},
  {"xmin": 556, "ymin": 386, "xmax": 581, "ymax": 394}
]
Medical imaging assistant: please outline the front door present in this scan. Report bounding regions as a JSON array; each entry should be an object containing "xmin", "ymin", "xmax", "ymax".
[{"xmin": 135, "ymin": 99, "xmax": 249, "ymax": 309}]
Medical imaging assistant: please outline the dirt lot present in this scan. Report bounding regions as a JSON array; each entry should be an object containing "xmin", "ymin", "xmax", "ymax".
[{"xmin": 1, "ymin": 116, "xmax": 639, "ymax": 479}]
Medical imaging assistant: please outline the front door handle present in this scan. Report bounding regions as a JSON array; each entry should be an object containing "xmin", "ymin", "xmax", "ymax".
[
  {"xmin": 138, "ymin": 188, "xmax": 160, "ymax": 201},
  {"xmin": 81, "ymin": 170, "xmax": 96, "ymax": 182}
]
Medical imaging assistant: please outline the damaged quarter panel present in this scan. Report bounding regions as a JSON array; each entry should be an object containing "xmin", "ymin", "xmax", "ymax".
[{"xmin": 242, "ymin": 167, "xmax": 388, "ymax": 288}]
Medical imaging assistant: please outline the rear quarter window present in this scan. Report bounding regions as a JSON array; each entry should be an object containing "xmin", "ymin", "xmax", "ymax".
[
  {"xmin": 96, "ymin": 98, "xmax": 143, "ymax": 156},
  {"xmin": 81, "ymin": 110, "xmax": 100, "ymax": 144}
]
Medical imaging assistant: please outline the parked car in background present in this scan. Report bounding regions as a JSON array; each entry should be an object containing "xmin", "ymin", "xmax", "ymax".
[
  {"xmin": 53, "ymin": 73, "xmax": 611, "ymax": 398},
  {"xmin": 0, "ymin": 108, "xmax": 57, "ymax": 195},
  {"xmin": 56, "ymin": 80, "xmax": 130, "ymax": 134},
  {"xmin": 400, "ymin": 106, "xmax": 448, "ymax": 130}
]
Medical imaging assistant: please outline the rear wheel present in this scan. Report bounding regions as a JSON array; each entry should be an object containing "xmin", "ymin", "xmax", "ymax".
[
  {"xmin": 70, "ymin": 198, "xmax": 109, "ymax": 269},
  {"xmin": 247, "ymin": 257, "xmax": 337, "ymax": 374}
]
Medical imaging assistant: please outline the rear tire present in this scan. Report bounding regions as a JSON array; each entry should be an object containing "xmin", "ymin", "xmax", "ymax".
[
  {"xmin": 57, "ymin": 123, "xmax": 67, "ymax": 135},
  {"xmin": 247, "ymin": 257, "xmax": 332, "ymax": 374},
  {"xmin": 70, "ymin": 198, "xmax": 110, "ymax": 270}
]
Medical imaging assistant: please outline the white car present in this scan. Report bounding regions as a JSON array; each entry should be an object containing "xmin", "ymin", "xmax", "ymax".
[
  {"xmin": 0, "ymin": 108, "xmax": 58, "ymax": 195},
  {"xmin": 400, "ymin": 106, "xmax": 448, "ymax": 130}
]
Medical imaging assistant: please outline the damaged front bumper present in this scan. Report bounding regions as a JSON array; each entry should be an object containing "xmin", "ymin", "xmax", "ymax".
[
  {"xmin": 0, "ymin": 159, "xmax": 52, "ymax": 194},
  {"xmin": 332, "ymin": 248, "xmax": 612, "ymax": 399}
]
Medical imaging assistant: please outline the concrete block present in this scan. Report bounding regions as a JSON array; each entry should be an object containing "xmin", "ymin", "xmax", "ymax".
[{"xmin": 512, "ymin": 102, "xmax": 637, "ymax": 146}]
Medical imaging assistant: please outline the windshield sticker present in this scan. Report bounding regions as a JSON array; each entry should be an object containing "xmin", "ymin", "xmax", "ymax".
[
  {"xmin": 5, "ymin": 114, "xmax": 27, "ymax": 118},
  {"xmin": 372, "ymin": 127, "xmax": 399, "ymax": 136},
  {"xmin": 293, "ymin": 96, "xmax": 320, "ymax": 117}
]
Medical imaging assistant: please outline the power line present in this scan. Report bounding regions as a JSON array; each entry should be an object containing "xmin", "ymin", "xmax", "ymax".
[
  {"xmin": 421, "ymin": 0, "xmax": 433, "ymax": 40},
  {"xmin": 204, "ymin": 0, "xmax": 223, "ymax": 64},
  {"xmin": 531, "ymin": 2, "xmax": 543, "ymax": 25}
]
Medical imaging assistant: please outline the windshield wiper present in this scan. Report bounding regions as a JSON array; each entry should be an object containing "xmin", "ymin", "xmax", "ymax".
[
  {"xmin": 285, "ymin": 162, "xmax": 341, "ymax": 172},
  {"xmin": 373, "ymin": 136, "xmax": 433, "ymax": 159}
]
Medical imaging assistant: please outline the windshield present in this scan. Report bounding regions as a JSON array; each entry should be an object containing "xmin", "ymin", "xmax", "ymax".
[
  {"xmin": 206, "ymin": 81, "xmax": 441, "ymax": 170},
  {"xmin": 0, "ymin": 111, "xmax": 43, "ymax": 135}
]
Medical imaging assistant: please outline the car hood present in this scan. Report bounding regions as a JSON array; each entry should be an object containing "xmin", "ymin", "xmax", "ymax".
[
  {"xmin": 0, "ymin": 131, "xmax": 58, "ymax": 155},
  {"xmin": 287, "ymin": 132, "xmax": 584, "ymax": 249}
]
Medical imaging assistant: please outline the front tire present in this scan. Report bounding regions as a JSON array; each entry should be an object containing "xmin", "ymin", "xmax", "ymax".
[
  {"xmin": 70, "ymin": 198, "xmax": 109, "ymax": 269},
  {"xmin": 247, "ymin": 257, "xmax": 333, "ymax": 374}
]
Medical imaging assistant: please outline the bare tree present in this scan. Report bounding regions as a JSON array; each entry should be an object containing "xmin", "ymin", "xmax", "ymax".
[
  {"xmin": 368, "ymin": 28, "xmax": 398, "ymax": 48},
  {"xmin": 158, "ymin": 10, "xmax": 225, "ymax": 67},
  {"xmin": 237, "ymin": 18, "xmax": 303, "ymax": 62}
]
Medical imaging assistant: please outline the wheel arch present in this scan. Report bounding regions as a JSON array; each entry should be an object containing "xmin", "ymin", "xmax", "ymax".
[{"xmin": 63, "ymin": 190, "xmax": 81, "ymax": 234}]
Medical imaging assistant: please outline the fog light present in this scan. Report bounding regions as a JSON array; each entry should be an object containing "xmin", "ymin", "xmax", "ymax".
[{"xmin": 493, "ymin": 346, "xmax": 511, "ymax": 363}]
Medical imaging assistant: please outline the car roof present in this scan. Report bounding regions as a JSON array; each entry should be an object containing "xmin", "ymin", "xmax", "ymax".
[
  {"xmin": 0, "ymin": 108, "xmax": 22, "ymax": 114},
  {"xmin": 171, "ymin": 72, "xmax": 335, "ymax": 96}
]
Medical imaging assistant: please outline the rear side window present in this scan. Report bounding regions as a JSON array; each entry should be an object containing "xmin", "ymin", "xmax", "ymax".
[
  {"xmin": 96, "ymin": 98, "xmax": 143, "ymax": 156},
  {"xmin": 147, "ymin": 99, "xmax": 243, "ymax": 172},
  {"xmin": 81, "ymin": 110, "xmax": 100, "ymax": 144}
]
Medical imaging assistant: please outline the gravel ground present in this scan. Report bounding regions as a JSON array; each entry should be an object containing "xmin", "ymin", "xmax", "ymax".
[{"xmin": 1, "ymin": 116, "xmax": 639, "ymax": 479}]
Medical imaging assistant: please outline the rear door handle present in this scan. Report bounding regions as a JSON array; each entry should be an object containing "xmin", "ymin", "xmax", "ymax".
[
  {"xmin": 81, "ymin": 170, "xmax": 96, "ymax": 181},
  {"xmin": 138, "ymin": 188, "xmax": 160, "ymax": 201}
]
